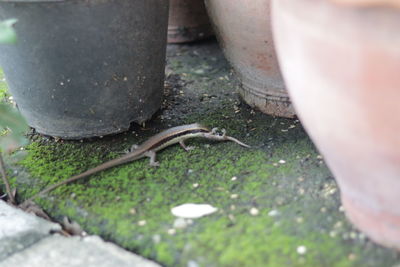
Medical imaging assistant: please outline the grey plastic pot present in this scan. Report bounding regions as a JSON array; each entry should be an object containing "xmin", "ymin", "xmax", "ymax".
[{"xmin": 0, "ymin": 0, "xmax": 169, "ymax": 139}]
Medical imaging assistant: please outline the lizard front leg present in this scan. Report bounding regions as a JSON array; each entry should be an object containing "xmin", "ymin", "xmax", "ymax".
[{"xmin": 144, "ymin": 150, "xmax": 160, "ymax": 167}]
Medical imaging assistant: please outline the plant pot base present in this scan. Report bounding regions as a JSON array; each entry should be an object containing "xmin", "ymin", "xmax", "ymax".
[
  {"xmin": 168, "ymin": 24, "xmax": 213, "ymax": 43},
  {"xmin": 238, "ymin": 75, "xmax": 295, "ymax": 118},
  {"xmin": 342, "ymin": 194, "xmax": 400, "ymax": 250},
  {"xmin": 205, "ymin": 0, "xmax": 293, "ymax": 118},
  {"xmin": 28, "ymin": 103, "xmax": 160, "ymax": 140},
  {"xmin": 168, "ymin": 0, "xmax": 213, "ymax": 43},
  {"xmin": 33, "ymin": 125, "xmax": 129, "ymax": 140}
]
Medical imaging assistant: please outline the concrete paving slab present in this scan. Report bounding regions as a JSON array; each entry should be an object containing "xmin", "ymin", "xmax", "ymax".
[
  {"xmin": 0, "ymin": 201, "xmax": 60, "ymax": 261},
  {"xmin": 0, "ymin": 234, "xmax": 161, "ymax": 267}
]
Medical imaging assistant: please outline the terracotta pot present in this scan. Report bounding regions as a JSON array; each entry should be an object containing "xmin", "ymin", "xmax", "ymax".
[
  {"xmin": 168, "ymin": 0, "xmax": 213, "ymax": 43},
  {"xmin": 331, "ymin": 0, "xmax": 400, "ymax": 8},
  {"xmin": 272, "ymin": 0, "xmax": 400, "ymax": 249},
  {"xmin": 204, "ymin": 0, "xmax": 295, "ymax": 118}
]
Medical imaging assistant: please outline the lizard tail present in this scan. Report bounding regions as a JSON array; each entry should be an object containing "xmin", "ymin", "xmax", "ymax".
[{"xmin": 225, "ymin": 136, "xmax": 251, "ymax": 148}]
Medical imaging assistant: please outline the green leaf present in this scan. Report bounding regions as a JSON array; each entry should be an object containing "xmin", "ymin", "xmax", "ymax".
[
  {"xmin": 0, "ymin": 103, "xmax": 28, "ymax": 153},
  {"xmin": 0, "ymin": 19, "xmax": 17, "ymax": 44}
]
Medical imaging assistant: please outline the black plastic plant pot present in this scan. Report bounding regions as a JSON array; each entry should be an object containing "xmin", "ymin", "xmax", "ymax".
[{"xmin": 0, "ymin": 0, "xmax": 169, "ymax": 139}]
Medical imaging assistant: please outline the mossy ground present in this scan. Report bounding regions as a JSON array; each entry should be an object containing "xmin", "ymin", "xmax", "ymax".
[
  {"xmin": 2, "ymin": 39, "xmax": 400, "ymax": 266},
  {"xmin": 0, "ymin": 68, "xmax": 8, "ymax": 100}
]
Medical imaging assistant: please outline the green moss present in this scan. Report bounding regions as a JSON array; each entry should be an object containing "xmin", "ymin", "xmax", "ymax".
[
  {"xmin": 13, "ymin": 128, "xmax": 396, "ymax": 267},
  {"xmin": 0, "ymin": 68, "xmax": 8, "ymax": 100}
]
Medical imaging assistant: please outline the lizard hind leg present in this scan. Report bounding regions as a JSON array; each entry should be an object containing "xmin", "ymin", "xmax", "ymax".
[
  {"xmin": 221, "ymin": 128, "xmax": 227, "ymax": 137},
  {"xmin": 116, "ymin": 144, "xmax": 138, "ymax": 154},
  {"xmin": 179, "ymin": 140, "xmax": 195, "ymax": 152},
  {"xmin": 117, "ymin": 144, "xmax": 139, "ymax": 155},
  {"xmin": 144, "ymin": 150, "xmax": 160, "ymax": 167},
  {"xmin": 130, "ymin": 144, "xmax": 139, "ymax": 151}
]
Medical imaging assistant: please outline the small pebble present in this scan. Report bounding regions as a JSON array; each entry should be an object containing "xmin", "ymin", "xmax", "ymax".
[
  {"xmin": 129, "ymin": 208, "xmax": 136, "ymax": 215},
  {"xmin": 231, "ymin": 176, "xmax": 237, "ymax": 181},
  {"xmin": 275, "ymin": 197, "xmax": 285, "ymax": 205},
  {"xmin": 152, "ymin": 234, "xmax": 161, "ymax": 244},
  {"xmin": 249, "ymin": 207, "xmax": 260, "ymax": 216},
  {"xmin": 138, "ymin": 220, "xmax": 146, "ymax": 226},
  {"xmin": 167, "ymin": 228, "xmax": 176, "ymax": 235},
  {"xmin": 187, "ymin": 260, "xmax": 200, "ymax": 267},
  {"xmin": 334, "ymin": 221, "xmax": 343, "ymax": 229},
  {"xmin": 230, "ymin": 194, "xmax": 239, "ymax": 199},
  {"xmin": 328, "ymin": 188, "xmax": 337, "ymax": 195},
  {"xmin": 268, "ymin": 210, "xmax": 279, "ymax": 217},
  {"xmin": 194, "ymin": 69, "xmax": 205, "ymax": 75},
  {"xmin": 348, "ymin": 253, "xmax": 357, "ymax": 261},
  {"xmin": 297, "ymin": 246, "xmax": 307, "ymax": 255},
  {"xmin": 349, "ymin": 232, "xmax": 357, "ymax": 239},
  {"xmin": 330, "ymin": 231, "xmax": 337, "ymax": 238}
]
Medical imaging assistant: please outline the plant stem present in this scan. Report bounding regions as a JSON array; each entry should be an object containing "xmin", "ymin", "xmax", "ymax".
[{"xmin": 0, "ymin": 153, "xmax": 15, "ymax": 205}]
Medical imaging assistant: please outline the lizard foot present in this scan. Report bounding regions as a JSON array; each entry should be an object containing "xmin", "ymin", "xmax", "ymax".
[
  {"xmin": 211, "ymin": 127, "xmax": 219, "ymax": 135},
  {"xmin": 150, "ymin": 161, "xmax": 160, "ymax": 167}
]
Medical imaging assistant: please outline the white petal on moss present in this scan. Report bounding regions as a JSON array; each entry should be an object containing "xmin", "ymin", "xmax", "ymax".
[{"xmin": 171, "ymin": 203, "xmax": 218, "ymax": 219}]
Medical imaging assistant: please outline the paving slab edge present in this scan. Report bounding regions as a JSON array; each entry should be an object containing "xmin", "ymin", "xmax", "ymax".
[{"xmin": 0, "ymin": 200, "xmax": 161, "ymax": 267}]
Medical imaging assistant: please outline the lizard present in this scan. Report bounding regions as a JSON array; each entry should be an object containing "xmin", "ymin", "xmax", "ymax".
[{"xmin": 21, "ymin": 123, "xmax": 250, "ymax": 206}]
